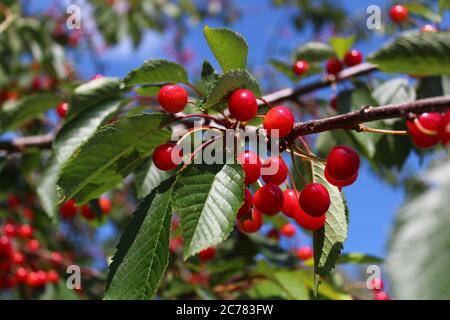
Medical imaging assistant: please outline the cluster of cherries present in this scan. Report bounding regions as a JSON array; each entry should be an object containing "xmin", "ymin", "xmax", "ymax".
[
  {"xmin": 407, "ymin": 111, "xmax": 450, "ymax": 148},
  {"xmin": 390, "ymin": 4, "xmax": 438, "ymax": 32},
  {"xmin": 59, "ymin": 196, "xmax": 111, "ymax": 221}
]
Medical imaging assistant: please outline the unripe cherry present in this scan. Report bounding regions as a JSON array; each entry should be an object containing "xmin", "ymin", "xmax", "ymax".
[
  {"xmin": 293, "ymin": 206, "xmax": 326, "ymax": 230},
  {"xmin": 325, "ymin": 58, "xmax": 343, "ymax": 75},
  {"xmin": 236, "ymin": 208, "xmax": 263, "ymax": 233},
  {"xmin": 389, "ymin": 5, "xmax": 408, "ymax": 23},
  {"xmin": 296, "ymin": 246, "xmax": 313, "ymax": 260},
  {"xmin": 253, "ymin": 183, "xmax": 284, "ymax": 215},
  {"xmin": 281, "ymin": 189, "xmax": 300, "ymax": 218},
  {"xmin": 406, "ymin": 113, "xmax": 442, "ymax": 148},
  {"xmin": 237, "ymin": 151, "xmax": 261, "ymax": 185},
  {"xmin": 199, "ymin": 247, "xmax": 216, "ymax": 261},
  {"xmin": 326, "ymin": 145, "xmax": 360, "ymax": 183},
  {"xmin": 158, "ymin": 84, "xmax": 188, "ymax": 113},
  {"xmin": 99, "ymin": 197, "xmax": 112, "ymax": 214},
  {"xmin": 237, "ymin": 188, "xmax": 253, "ymax": 219},
  {"xmin": 261, "ymin": 156, "xmax": 288, "ymax": 185},
  {"xmin": 299, "ymin": 183, "xmax": 330, "ymax": 217},
  {"xmin": 344, "ymin": 49, "xmax": 363, "ymax": 67},
  {"xmin": 60, "ymin": 199, "xmax": 78, "ymax": 219},
  {"xmin": 439, "ymin": 110, "xmax": 450, "ymax": 145},
  {"xmin": 292, "ymin": 60, "xmax": 309, "ymax": 76},
  {"xmin": 228, "ymin": 89, "xmax": 258, "ymax": 121},
  {"xmin": 56, "ymin": 102, "xmax": 68, "ymax": 118},
  {"xmin": 263, "ymin": 106, "xmax": 295, "ymax": 138},
  {"xmin": 280, "ymin": 223, "xmax": 296, "ymax": 238},
  {"xmin": 81, "ymin": 205, "xmax": 96, "ymax": 220},
  {"xmin": 17, "ymin": 224, "xmax": 33, "ymax": 238},
  {"xmin": 152, "ymin": 143, "xmax": 183, "ymax": 171}
]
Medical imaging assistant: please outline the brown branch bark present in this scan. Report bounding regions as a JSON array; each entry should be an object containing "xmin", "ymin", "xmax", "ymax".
[{"xmin": 0, "ymin": 133, "xmax": 54, "ymax": 152}]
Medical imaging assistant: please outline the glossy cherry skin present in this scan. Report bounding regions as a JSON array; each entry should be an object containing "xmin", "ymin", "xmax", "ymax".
[
  {"xmin": 299, "ymin": 183, "xmax": 330, "ymax": 217},
  {"xmin": 50, "ymin": 251, "xmax": 63, "ymax": 265},
  {"xmin": 237, "ymin": 188, "xmax": 253, "ymax": 219},
  {"xmin": 253, "ymin": 183, "xmax": 284, "ymax": 215},
  {"xmin": 439, "ymin": 110, "xmax": 450, "ymax": 145},
  {"xmin": 17, "ymin": 224, "xmax": 33, "ymax": 238},
  {"xmin": 4, "ymin": 223, "xmax": 16, "ymax": 237},
  {"xmin": 389, "ymin": 5, "xmax": 409, "ymax": 23},
  {"xmin": 236, "ymin": 208, "xmax": 263, "ymax": 233},
  {"xmin": 292, "ymin": 60, "xmax": 309, "ymax": 76},
  {"xmin": 152, "ymin": 143, "xmax": 183, "ymax": 171},
  {"xmin": 81, "ymin": 205, "xmax": 96, "ymax": 220},
  {"xmin": 263, "ymin": 106, "xmax": 295, "ymax": 138},
  {"xmin": 26, "ymin": 239, "xmax": 40, "ymax": 252},
  {"xmin": 12, "ymin": 252, "xmax": 25, "ymax": 264},
  {"xmin": 158, "ymin": 84, "xmax": 188, "ymax": 113},
  {"xmin": 60, "ymin": 199, "xmax": 78, "ymax": 219},
  {"xmin": 326, "ymin": 58, "xmax": 343, "ymax": 75},
  {"xmin": 237, "ymin": 151, "xmax": 262, "ymax": 185},
  {"xmin": 293, "ymin": 206, "xmax": 326, "ymax": 230},
  {"xmin": 228, "ymin": 89, "xmax": 258, "ymax": 121},
  {"xmin": 344, "ymin": 50, "xmax": 363, "ymax": 67},
  {"xmin": 281, "ymin": 189, "xmax": 301, "ymax": 218},
  {"xmin": 326, "ymin": 145, "xmax": 360, "ymax": 181},
  {"xmin": 15, "ymin": 267, "xmax": 29, "ymax": 283},
  {"xmin": 199, "ymin": 247, "xmax": 216, "ymax": 261},
  {"xmin": 261, "ymin": 156, "xmax": 288, "ymax": 185},
  {"xmin": 99, "ymin": 197, "xmax": 112, "ymax": 214},
  {"xmin": 47, "ymin": 270, "xmax": 60, "ymax": 284},
  {"xmin": 407, "ymin": 113, "xmax": 442, "ymax": 148},
  {"xmin": 325, "ymin": 168, "xmax": 358, "ymax": 187},
  {"xmin": 421, "ymin": 24, "xmax": 437, "ymax": 32},
  {"xmin": 296, "ymin": 246, "xmax": 313, "ymax": 260},
  {"xmin": 56, "ymin": 102, "xmax": 68, "ymax": 118},
  {"xmin": 280, "ymin": 223, "xmax": 296, "ymax": 238},
  {"xmin": 27, "ymin": 270, "xmax": 47, "ymax": 288}
]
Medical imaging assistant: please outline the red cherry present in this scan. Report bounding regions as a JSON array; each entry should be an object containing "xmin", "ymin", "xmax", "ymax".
[
  {"xmin": 17, "ymin": 224, "xmax": 33, "ymax": 238},
  {"xmin": 267, "ymin": 228, "xmax": 279, "ymax": 241},
  {"xmin": 325, "ymin": 168, "xmax": 358, "ymax": 187},
  {"xmin": 326, "ymin": 145, "xmax": 360, "ymax": 181},
  {"xmin": 99, "ymin": 197, "xmax": 112, "ymax": 214},
  {"xmin": 253, "ymin": 183, "xmax": 284, "ymax": 215},
  {"xmin": 22, "ymin": 207, "xmax": 34, "ymax": 220},
  {"xmin": 369, "ymin": 278, "xmax": 384, "ymax": 292},
  {"xmin": 237, "ymin": 188, "xmax": 253, "ymax": 219},
  {"xmin": 0, "ymin": 236, "xmax": 13, "ymax": 258},
  {"xmin": 326, "ymin": 58, "xmax": 343, "ymax": 75},
  {"xmin": 374, "ymin": 291, "xmax": 390, "ymax": 300},
  {"xmin": 60, "ymin": 199, "xmax": 78, "ymax": 219},
  {"xmin": 47, "ymin": 270, "xmax": 60, "ymax": 284},
  {"xmin": 15, "ymin": 267, "xmax": 28, "ymax": 283},
  {"xmin": 199, "ymin": 247, "xmax": 216, "ymax": 261},
  {"xmin": 4, "ymin": 223, "xmax": 16, "ymax": 237},
  {"xmin": 152, "ymin": 143, "xmax": 183, "ymax": 171},
  {"xmin": 7, "ymin": 194, "xmax": 20, "ymax": 209},
  {"xmin": 12, "ymin": 252, "xmax": 25, "ymax": 265},
  {"xmin": 389, "ymin": 5, "xmax": 409, "ymax": 23},
  {"xmin": 158, "ymin": 84, "xmax": 188, "ymax": 113},
  {"xmin": 439, "ymin": 110, "xmax": 450, "ymax": 145},
  {"xmin": 26, "ymin": 239, "xmax": 40, "ymax": 252},
  {"xmin": 299, "ymin": 183, "xmax": 330, "ymax": 217},
  {"xmin": 344, "ymin": 49, "xmax": 363, "ymax": 67},
  {"xmin": 81, "ymin": 205, "xmax": 96, "ymax": 220},
  {"xmin": 56, "ymin": 102, "xmax": 68, "ymax": 118},
  {"xmin": 296, "ymin": 246, "xmax": 313, "ymax": 260},
  {"xmin": 407, "ymin": 113, "xmax": 442, "ymax": 148},
  {"xmin": 280, "ymin": 223, "xmax": 296, "ymax": 238},
  {"xmin": 281, "ymin": 189, "xmax": 300, "ymax": 218},
  {"xmin": 237, "ymin": 151, "xmax": 262, "ymax": 185},
  {"xmin": 49, "ymin": 251, "xmax": 63, "ymax": 265},
  {"xmin": 228, "ymin": 89, "xmax": 258, "ymax": 121},
  {"xmin": 263, "ymin": 106, "xmax": 295, "ymax": 138},
  {"xmin": 0, "ymin": 261, "xmax": 11, "ymax": 273},
  {"xmin": 292, "ymin": 60, "xmax": 309, "ymax": 76},
  {"xmin": 27, "ymin": 270, "xmax": 47, "ymax": 288},
  {"xmin": 31, "ymin": 77, "xmax": 42, "ymax": 91},
  {"xmin": 330, "ymin": 96, "xmax": 338, "ymax": 111},
  {"xmin": 293, "ymin": 207, "xmax": 326, "ymax": 230},
  {"xmin": 421, "ymin": 24, "xmax": 437, "ymax": 32},
  {"xmin": 261, "ymin": 157, "xmax": 288, "ymax": 185},
  {"xmin": 236, "ymin": 208, "xmax": 263, "ymax": 233}
]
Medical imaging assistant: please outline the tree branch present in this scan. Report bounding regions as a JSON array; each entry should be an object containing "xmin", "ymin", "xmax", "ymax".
[{"xmin": 0, "ymin": 133, "xmax": 54, "ymax": 152}]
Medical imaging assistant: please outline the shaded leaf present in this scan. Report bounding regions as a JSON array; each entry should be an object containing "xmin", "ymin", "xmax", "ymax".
[
  {"xmin": 123, "ymin": 59, "xmax": 188, "ymax": 87},
  {"xmin": 37, "ymin": 156, "xmax": 60, "ymax": 220},
  {"xmin": 134, "ymin": 159, "xmax": 171, "ymax": 199},
  {"xmin": 293, "ymin": 41, "xmax": 335, "ymax": 62}
]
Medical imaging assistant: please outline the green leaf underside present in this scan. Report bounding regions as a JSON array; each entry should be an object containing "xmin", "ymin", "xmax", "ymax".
[
  {"xmin": 105, "ymin": 177, "xmax": 175, "ymax": 300},
  {"xmin": 134, "ymin": 159, "xmax": 171, "ymax": 199},
  {"xmin": 54, "ymin": 99, "xmax": 122, "ymax": 164},
  {"xmin": 203, "ymin": 70, "xmax": 261, "ymax": 109},
  {"xmin": 203, "ymin": 26, "xmax": 248, "ymax": 72},
  {"xmin": 57, "ymin": 113, "xmax": 170, "ymax": 205},
  {"xmin": 368, "ymin": 32, "xmax": 450, "ymax": 75},
  {"xmin": 123, "ymin": 59, "xmax": 188, "ymax": 87},
  {"xmin": 0, "ymin": 94, "xmax": 60, "ymax": 132},
  {"xmin": 293, "ymin": 41, "xmax": 336, "ymax": 62},
  {"xmin": 172, "ymin": 163, "xmax": 245, "ymax": 259}
]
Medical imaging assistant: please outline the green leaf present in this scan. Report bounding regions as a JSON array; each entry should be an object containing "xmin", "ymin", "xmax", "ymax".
[
  {"xmin": 272, "ymin": 271, "xmax": 310, "ymax": 300},
  {"xmin": 54, "ymin": 99, "xmax": 122, "ymax": 164},
  {"xmin": 372, "ymin": 78, "xmax": 416, "ymax": 105},
  {"xmin": 134, "ymin": 86, "xmax": 162, "ymax": 96},
  {"xmin": 197, "ymin": 60, "xmax": 219, "ymax": 96},
  {"xmin": 203, "ymin": 26, "xmax": 248, "ymax": 72},
  {"xmin": 387, "ymin": 161, "xmax": 450, "ymax": 299},
  {"xmin": 293, "ymin": 41, "xmax": 335, "ymax": 62},
  {"xmin": 403, "ymin": 3, "xmax": 442, "ymax": 23},
  {"xmin": 172, "ymin": 163, "xmax": 245, "ymax": 259},
  {"xmin": 134, "ymin": 159, "xmax": 171, "ymax": 199},
  {"xmin": 0, "ymin": 94, "xmax": 60, "ymax": 132},
  {"xmin": 417, "ymin": 76, "xmax": 444, "ymax": 99},
  {"xmin": 203, "ymin": 70, "xmax": 261, "ymax": 109},
  {"xmin": 123, "ymin": 59, "xmax": 188, "ymax": 87},
  {"xmin": 67, "ymin": 77, "xmax": 122, "ymax": 121},
  {"xmin": 105, "ymin": 177, "xmax": 175, "ymax": 300},
  {"xmin": 337, "ymin": 252, "xmax": 383, "ymax": 265},
  {"xmin": 439, "ymin": 0, "xmax": 450, "ymax": 14},
  {"xmin": 368, "ymin": 32, "xmax": 450, "ymax": 75},
  {"xmin": 37, "ymin": 156, "xmax": 60, "ymax": 220},
  {"xmin": 330, "ymin": 35, "xmax": 356, "ymax": 60},
  {"xmin": 57, "ymin": 113, "xmax": 171, "ymax": 205}
]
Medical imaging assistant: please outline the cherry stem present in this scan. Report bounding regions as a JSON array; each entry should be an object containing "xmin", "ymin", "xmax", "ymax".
[
  {"xmin": 297, "ymin": 136, "xmax": 314, "ymax": 156},
  {"xmin": 174, "ymin": 113, "xmax": 229, "ymax": 128},
  {"xmin": 288, "ymin": 146, "xmax": 327, "ymax": 163},
  {"xmin": 356, "ymin": 124, "xmax": 408, "ymax": 135},
  {"xmin": 258, "ymin": 97, "xmax": 275, "ymax": 109},
  {"xmin": 180, "ymin": 136, "xmax": 223, "ymax": 170}
]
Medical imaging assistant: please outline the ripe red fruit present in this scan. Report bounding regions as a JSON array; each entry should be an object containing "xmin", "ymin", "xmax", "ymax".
[
  {"xmin": 292, "ymin": 60, "xmax": 309, "ymax": 76},
  {"xmin": 22, "ymin": 207, "xmax": 34, "ymax": 220},
  {"xmin": 294, "ymin": 207, "xmax": 326, "ymax": 230},
  {"xmin": 325, "ymin": 58, "xmax": 343, "ymax": 75},
  {"xmin": 237, "ymin": 151, "xmax": 262, "ymax": 185},
  {"xmin": 15, "ymin": 267, "xmax": 28, "ymax": 283},
  {"xmin": 56, "ymin": 102, "xmax": 69, "ymax": 118},
  {"xmin": 267, "ymin": 228, "xmax": 279, "ymax": 241},
  {"xmin": 344, "ymin": 49, "xmax": 363, "ymax": 67},
  {"xmin": 261, "ymin": 156, "xmax": 288, "ymax": 185},
  {"xmin": 199, "ymin": 247, "xmax": 216, "ymax": 261},
  {"xmin": 263, "ymin": 106, "xmax": 295, "ymax": 138},
  {"xmin": 439, "ymin": 110, "xmax": 450, "ymax": 145},
  {"xmin": 81, "ymin": 205, "xmax": 96, "ymax": 220},
  {"xmin": 0, "ymin": 236, "xmax": 13, "ymax": 258},
  {"xmin": 374, "ymin": 291, "xmax": 390, "ymax": 300},
  {"xmin": 27, "ymin": 270, "xmax": 47, "ymax": 288},
  {"xmin": 12, "ymin": 252, "xmax": 25, "ymax": 264},
  {"xmin": 31, "ymin": 77, "xmax": 42, "ymax": 91},
  {"xmin": 389, "ymin": 5, "xmax": 409, "ymax": 23},
  {"xmin": 421, "ymin": 24, "xmax": 437, "ymax": 32},
  {"xmin": 158, "ymin": 84, "xmax": 188, "ymax": 113},
  {"xmin": 60, "ymin": 199, "xmax": 78, "ymax": 219},
  {"xmin": 152, "ymin": 143, "xmax": 183, "ymax": 171},
  {"xmin": 296, "ymin": 246, "xmax": 313, "ymax": 260},
  {"xmin": 407, "ymin": 113, "xmax": 442, "ymax": 148},
  {"xmin": 237, "ymin": 188, "xmax": 253, "ymax": 219},
  {"xmin": 47, "ymin": 270, "xmax": 60, "ymax": 284},
  {"xmin": 326, "ymin": 145, "xmax": 360, "ymax": 184},
  {"xmin": 280, "ymin": 223, "xmax": 296, "ymax": 238},
  {"xmin": 4, "ymin": 223, "xmax": 16, "ymax": 237},
  {"xmin": 50, "ymin": 251, "xmax": 63, "ymax": 265},
  {"xmin": 17, "ymin": 224, "xmax": 33, "ymax": 238},
  {"xmin": 281, "ymin": 189, "xmax": 300, "ymax": 218},
  {"xmin": 325, "ymin": 169, "xmax": 358, "ymax": 188},
  {"xmin": 236, "ymin": 208, "xmax": 263, "ymax": 233},
  {"xmin": 299, "ymin": 183, "xmax": 330, "ymax": 217},
  {"xmin": 369, "ymin": 278, "xmax": 384, "ymax": 292},
  {"xmin": 228, "ymin": 89, "xmax": 258, "ymax": 121},
  {"xmin": 330, "ymin": 96, "xmax": 338, "ymax": 111},
  {"xmin": 253, "ymin": 183, "xmax": 284, "ymax": 215},
  {"xmin": 26, "ymin": 239, "xmax": 40, "ymax": 252},
  {"xmin": 99, "ymin": 197, "xmax": 112, "ymax": 214},
  {"xmin": 7, "ymin": 194, "xmax": 20, "ymax": 209}
]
